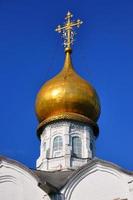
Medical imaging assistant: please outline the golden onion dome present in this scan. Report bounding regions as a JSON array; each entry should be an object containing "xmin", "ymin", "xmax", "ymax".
[{"xmin": 35, "ymin": 50, "xmax": 101, "ymax": 136}]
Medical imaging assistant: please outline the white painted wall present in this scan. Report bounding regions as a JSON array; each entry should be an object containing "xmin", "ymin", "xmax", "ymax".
[
  {"xmin": 62, "ymin": 162, "xmax": 133, "ymax": 200},
  {"xmin": 0, "ymin": 159, "xmax": 50, "ymax": 200},
  {"xmin": 36, "ymin": 120, "xmax": 96, "ymax": 171}
]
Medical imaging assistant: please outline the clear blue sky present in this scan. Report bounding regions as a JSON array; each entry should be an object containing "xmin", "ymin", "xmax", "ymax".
[{"xmin": 0, "ymin": 0, "xmax": 133, "ymax": 170}]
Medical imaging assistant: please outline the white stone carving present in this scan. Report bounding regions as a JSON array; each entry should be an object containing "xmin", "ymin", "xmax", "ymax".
[{"xmin": 36, "ymin": 120, "xmax": 96, "ymax": 171}]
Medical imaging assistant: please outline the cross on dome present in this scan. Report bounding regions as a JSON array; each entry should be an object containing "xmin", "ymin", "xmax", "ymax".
[{"xmin": 55, "ymin": 11, "xmax": 83, "ymax": 52}]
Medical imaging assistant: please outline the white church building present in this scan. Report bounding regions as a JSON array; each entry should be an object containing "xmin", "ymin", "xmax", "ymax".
[{"xmin": 0, "ymin": 12, "xmax": 132, "ymax": 200}]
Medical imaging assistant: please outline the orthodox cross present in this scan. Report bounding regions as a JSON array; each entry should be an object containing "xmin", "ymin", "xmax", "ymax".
[{"xmin": 55, "ymin": 11, "xmax": 83, "ymax": 51}]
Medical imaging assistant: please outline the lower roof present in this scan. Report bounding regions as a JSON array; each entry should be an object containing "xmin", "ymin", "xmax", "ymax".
[{"xmin": 0, "ymin": 156, "xmax": 132, "ymax": 194}]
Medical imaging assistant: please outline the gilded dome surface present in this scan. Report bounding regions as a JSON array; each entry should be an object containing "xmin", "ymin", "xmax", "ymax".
[{"xmin": 35, "ymin": 51, "xmax": 101, "ymax": 130}]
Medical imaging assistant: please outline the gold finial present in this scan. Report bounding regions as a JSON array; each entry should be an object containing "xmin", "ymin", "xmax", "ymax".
[{"xmin": 55, "ymin": 11, "xmax": 83, "ymax": 52}]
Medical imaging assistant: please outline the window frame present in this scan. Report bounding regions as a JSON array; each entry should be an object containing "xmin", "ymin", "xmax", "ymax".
[
  {"xmin": 52, "ymin": 135, "xmax": 63, "ymax": 158},
  {"xmin": 71, "ymin": 136, "xmax": 82, "ymax": 158}
]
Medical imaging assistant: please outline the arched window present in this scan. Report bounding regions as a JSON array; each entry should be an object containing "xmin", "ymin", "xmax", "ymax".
[
  {"xmin": 53, "ymin": 136, "xmax": 63, "ymax": 157},
  {"xmin": 72, "ymin": 136, "xmax": 82, "ymax": 157},
  {"xmin": 43, "ymin": 142, "xmax": 46, "ymax": 150},
  {"xmin": 90, "ymin": 142, "xmax": 93, "ymax": 151}
]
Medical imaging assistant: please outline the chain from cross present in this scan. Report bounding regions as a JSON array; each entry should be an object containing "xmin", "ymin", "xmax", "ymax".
[{"xmin": 55, "ymin": 11, "xmax": 83, "ymax": 51}]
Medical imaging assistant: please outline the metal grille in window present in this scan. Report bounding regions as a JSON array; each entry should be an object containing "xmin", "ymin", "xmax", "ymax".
[
  {"xmin": 72, "ymin": 136, "xmax": 82, "ymax": 157},
  {"xmin": 90, "ymin": 142, "xmax": 93, "ymax": 151},
  {"xmin": 53, "ymin": 136, "xmax": 63, "ymax": 152}
]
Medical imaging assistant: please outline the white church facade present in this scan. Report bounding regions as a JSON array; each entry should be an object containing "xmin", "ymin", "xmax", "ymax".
[{"xmin": 0, "ymin": 12, "xmax": 132, "ymax": 200}]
